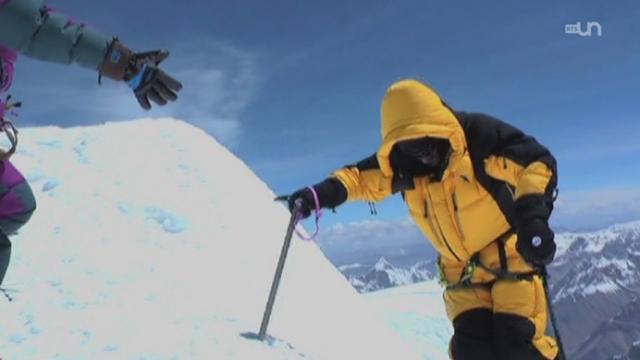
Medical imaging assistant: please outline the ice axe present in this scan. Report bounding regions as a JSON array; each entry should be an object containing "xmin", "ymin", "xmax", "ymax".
[
  {"xmin": 540, "ymin": 266, "xmax": 567, "ymax": 360},
  {"xmin": 242, "ymin": 189, "xmax": 321, "ymax": 342}
]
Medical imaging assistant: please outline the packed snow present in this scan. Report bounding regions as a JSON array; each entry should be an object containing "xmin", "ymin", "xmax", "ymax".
[
  {"xmin": 0, "ymin": 119, "xmax": 431, "ymax": 359},
  {"xmin": 581, "ymin": 279, "xmax": 619, "ymax": 296},
  {"xmin": 365, "ymin": 280, "xmax": 452, "ymax": 360}
]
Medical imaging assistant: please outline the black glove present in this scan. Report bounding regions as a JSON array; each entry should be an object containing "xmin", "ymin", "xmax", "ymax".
[
  {"xmin": 284, "ymin": 178, "xmax": 349, "ymax": 220},
  {"xmin": 516, "ymin": 218, "xmax": 556, "ymax": 267},
  {"xmin": 100, "ymin": 39, "xmax": 183, "ymax": 110},
  {"xmin": 287, "ymin": 187, "xmax": 317, "ymax": 220}
]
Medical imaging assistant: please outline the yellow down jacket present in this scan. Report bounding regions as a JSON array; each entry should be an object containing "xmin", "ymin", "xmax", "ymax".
[{"xmin": 331, "ymin": 79, "xmax": 557, "ymax": 263}]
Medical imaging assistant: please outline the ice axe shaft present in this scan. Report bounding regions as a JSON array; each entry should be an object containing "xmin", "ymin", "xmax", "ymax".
[
  {"xmin": 258, "ymin": 208, "xmax": 298, "ymax": 341},
  {"xmin": 541, "ymin": 267, "xmax": 567, "ymax": 360}
]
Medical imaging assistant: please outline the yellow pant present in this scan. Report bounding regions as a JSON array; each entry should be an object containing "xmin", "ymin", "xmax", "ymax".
[{"xmin": 441, "ymin": 236, "xmax": 558, "ymax": 360}]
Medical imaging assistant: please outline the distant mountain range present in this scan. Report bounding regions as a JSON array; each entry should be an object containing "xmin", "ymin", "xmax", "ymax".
[
  {"xmin": 344, "ymin": 257, "xmax": 437, "ymax": 293},
  {"xmin": 332, "ymin": 220, "xmax": 640, "ymax": 360},
  {"xmin": 549, "ymin": 221, "xmax": 640, "ymax": 360}
]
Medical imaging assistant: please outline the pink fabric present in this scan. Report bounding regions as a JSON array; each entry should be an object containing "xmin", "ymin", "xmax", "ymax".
[
  {"xmin": 0, "ymin": 160, "xmax": 28, "ymax": 217},
  {"xmin": 0, "ymin": 45, "xmax": 17, "ymax": 93},
  {"xmin": 0, "ymin": 187, "xmax": 26, "ymax": 218},
  {"xmin": 0, "ymin": 160, "xmax": 24, "ymax": 188}
]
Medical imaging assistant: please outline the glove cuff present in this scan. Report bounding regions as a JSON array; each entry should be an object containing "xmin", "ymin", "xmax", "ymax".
[
  {"xmin": 99, "ymin": 38, "xmax": 134, "ymax": 81},
  {"xmin": 515, "ymin": 194, "xmax": 552, "ymax": 227},
  {"xmin": 312, "ymin": 178, "xmax": 348, "ymax": 209}
]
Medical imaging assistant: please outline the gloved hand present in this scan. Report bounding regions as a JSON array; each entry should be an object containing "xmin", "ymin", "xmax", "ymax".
[
  {"xmin": 283, "ymin": 178, "xmax": 348, "ymax": 220},
  {"xmin": 100, "ymin": 39, "xmax": 183, "ymax": 110},
  {"xmin": 516, "ymin": 218, "xmax": 556, "ymax": 267},
  {"xmin": 287, "ymin": 187, "xmax": 317, "ymax": 220}
]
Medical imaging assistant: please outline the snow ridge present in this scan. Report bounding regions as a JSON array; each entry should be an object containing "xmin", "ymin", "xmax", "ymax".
[{"xmin": 0, "ymin": 119, "xmax": 424, "ymax": 360}]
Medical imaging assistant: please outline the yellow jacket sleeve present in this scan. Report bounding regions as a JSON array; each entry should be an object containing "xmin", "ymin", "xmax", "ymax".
[
  {"xmin": 484, "ymin": 157, "xmax": 555, "ymax": 200},
  {"xmin": 331, "ymin": 154, "xmax": 393, "ymax": 203}
]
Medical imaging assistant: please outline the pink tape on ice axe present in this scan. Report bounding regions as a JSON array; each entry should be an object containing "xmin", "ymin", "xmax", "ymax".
[{"xmin": 294, "ymin": 186, "xmax": 322, "ymax": 241}]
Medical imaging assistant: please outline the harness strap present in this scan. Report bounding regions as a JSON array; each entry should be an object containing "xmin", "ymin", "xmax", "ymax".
[
  {"xmin": 497, "ymin": 235, "xmax": 509, "ymax": 274},
  {"xmin": 445, "ymin": 279, "xmax": 495, "ymax": 291},
  {"xmin": 442, "ymin": 228, "xmax": 540, "ymax": 291}
]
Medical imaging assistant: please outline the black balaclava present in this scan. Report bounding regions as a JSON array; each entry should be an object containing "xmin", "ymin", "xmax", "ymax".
[{"xmin": 389, "ymin": 137, "xmax": 451, "ymax": 181}]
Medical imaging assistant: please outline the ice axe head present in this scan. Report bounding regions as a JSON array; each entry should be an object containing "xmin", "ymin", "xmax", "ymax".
[{"xmin": 274, "ymin": 195, "xmax": 290, "ymax": 203}]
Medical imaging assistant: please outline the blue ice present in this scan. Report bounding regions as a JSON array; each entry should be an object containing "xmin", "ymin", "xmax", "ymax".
[
  {"xmin": 144, "ymin": 207, "xmax": 188, "ymax": 234},
  {"xmin": 42, "ymin": 178, "xmax": 61, "ymax": 192}
]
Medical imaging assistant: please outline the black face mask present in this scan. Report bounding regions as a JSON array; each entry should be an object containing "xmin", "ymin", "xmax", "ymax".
[{"xmin": 390, "ymin": 137, "xmax": 451, "ymax": 180}]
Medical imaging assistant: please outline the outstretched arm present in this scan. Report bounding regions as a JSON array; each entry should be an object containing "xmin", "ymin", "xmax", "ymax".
[
  {"xmin": 287, "ymin": 153, "xmax": 393, "ymax": 218},
  {"xmin": 0, "ymin": 0, "xmax": 109, "ymax": 70},
  {"xmin": 331, "ymin": 153, "xmax": 394, "ymax": 203},
  {"xmin": 0, "ymin": 0, "xmax": 182, "ymax": 109}
]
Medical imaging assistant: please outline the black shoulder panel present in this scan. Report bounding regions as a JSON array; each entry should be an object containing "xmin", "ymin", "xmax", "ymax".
[
  {"xmin": 455, "ymin": 112, "xmax": 558, "ymax": 225},
  {"xmin": 354, "ymin": 153, "xmax": 380, "ymax": 171},
  {"xmin": 456, "ymin": 112, "xmax": 555, "ymax": 170},
  {"xmin": 455, "ymin": 112, "xmax": 529, "ymax": 226}
]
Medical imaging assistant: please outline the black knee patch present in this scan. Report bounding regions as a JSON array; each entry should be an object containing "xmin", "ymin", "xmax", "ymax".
[
  {"xmin": 0, "ymin": 231, "xmax": 11, "ymax": 285},
  {"xmin": 0, "ymin": 230, "xmax": 10, "ymax": 248},
  {"xmin": 493, "ymin": 312, "xmax": 545, "ymax": 360},
  {"xmin": 450, "ymin": 309, "xmax": 497, "ymax": 360}
]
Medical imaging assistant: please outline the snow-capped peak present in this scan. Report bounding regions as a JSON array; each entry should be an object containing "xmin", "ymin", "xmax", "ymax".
[
  {"xmin": 555, "ymin": 219, "xmax": 640, "ymax": 257},
  {"xmin": 374, "ymin": 257, "xmax": 395, "ymax": 271}
]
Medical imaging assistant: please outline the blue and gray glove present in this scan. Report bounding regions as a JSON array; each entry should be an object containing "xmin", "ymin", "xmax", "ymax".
[{"xmin": 100, "ymin": 40, "xmax": 183, "ymax": 110}]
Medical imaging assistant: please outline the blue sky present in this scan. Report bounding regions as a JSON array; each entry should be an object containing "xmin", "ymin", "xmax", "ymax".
[{"xmin": 7, "ymin": 0, "xmax": 640, "ymax": 240}]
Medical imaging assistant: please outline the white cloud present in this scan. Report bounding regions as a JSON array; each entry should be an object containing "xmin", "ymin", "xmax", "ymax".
[
  {"xmin": 164, "ymin": 42, "xmax": 262, "ymax": 148},
  {"xmin": 316, "ymin": 187, "xmax": 640, "ymax": 251},
  {"xmin": 552, "ymin": 187, "xmax": 640, "ymax": 231},
  {"xmin": 318, "ymin": 218, "xmax": 428, "ymax": 251},
  {"xmin": 553, "ymin": 117, "xmax": 640, "ymax": 164},
  {"xmin": 12, "ymin": 40, "xmax": 261, "ymax": 149},
  {"xmin": 314, "ymin": 217, "xmax": 437, "ymax": 266}
]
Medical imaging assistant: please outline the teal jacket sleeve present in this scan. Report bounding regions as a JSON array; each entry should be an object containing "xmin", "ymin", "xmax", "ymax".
[{"xmin": 0, "ymin": 0, "xmax": 111, "ymax": 70}]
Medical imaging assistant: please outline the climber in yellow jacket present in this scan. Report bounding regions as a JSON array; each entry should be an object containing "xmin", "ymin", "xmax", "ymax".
[{"xmin": 287, "ymin": 79, "xmax": 559, "ymax": 359}]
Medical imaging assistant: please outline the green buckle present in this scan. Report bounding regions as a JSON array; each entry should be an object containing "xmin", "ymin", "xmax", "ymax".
[
  {"xmin": 437, "ymin": 260, "xmax": 450, "ymax": 287},
  {"xmin": 438, "ymin": 258, "xmax": 477, "ymax": 289}
]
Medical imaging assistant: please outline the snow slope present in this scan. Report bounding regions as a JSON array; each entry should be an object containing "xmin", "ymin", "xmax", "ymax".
[
  {"xmin": 0, "ymin": 119, "xmax": 423, "ymax": 359},
  {"xmin": 365, "ymin": 280, "xmax": 452, "ymax": 360}
]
